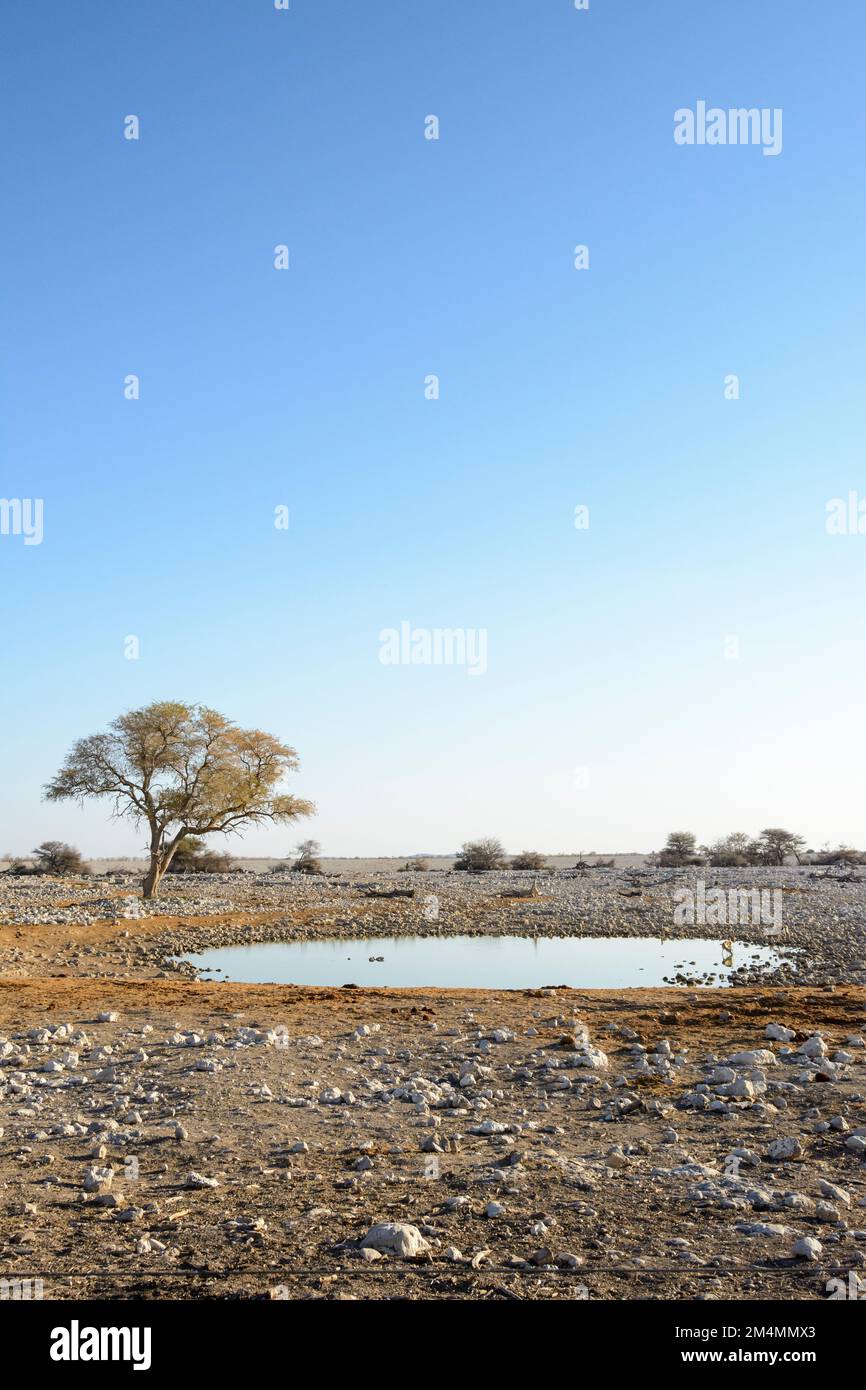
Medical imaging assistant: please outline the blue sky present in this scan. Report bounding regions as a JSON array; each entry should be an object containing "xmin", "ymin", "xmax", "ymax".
[{"xmin": 1, "ymin": 1, "xmax": 864, "ymax": 858}]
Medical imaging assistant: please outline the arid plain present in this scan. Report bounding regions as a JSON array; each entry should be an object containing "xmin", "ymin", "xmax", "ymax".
[{"xmin": 1, "ymin": 864, "xmax": 864, "ymax": 1301}]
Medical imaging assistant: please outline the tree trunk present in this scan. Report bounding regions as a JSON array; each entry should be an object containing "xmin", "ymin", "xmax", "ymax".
[
  {"xmin": 142, "ymin": 832, "xmax": 187, "ymax": 899},
  {"xmin": 142, "ymin": 854, "xmax": 163, "ymax": 900}
]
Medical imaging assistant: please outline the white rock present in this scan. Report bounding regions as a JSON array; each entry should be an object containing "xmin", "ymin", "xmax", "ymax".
[
  {"xmin": 793, "ymin": 1236, "xmax": 822, "ymax": 1260},
  {"xmin": 469, "ymin": 1119, "xmax": 508, "ymax": 1136},
  {"xmin": 185, "ymin": 1171, "xmax": 219, "ymax": 1189},
  {"xmin": 360, "ymin": 1222, "xmax": 430, "ymax": 1258},
  {"xmin": 735, "ymin": 1221, "xmax": 793, "ymax": 1238},
  {"xmin": 819, "ymin": 1180, "xmax": 850, "ymax": 1206},
  {"xmin": 726, "ymin": 1050, "xmax": 777, "ymax": 1068},
  {"xmin": 716, "ymin": 1077, "xmax": 757, "ymax": 1099},
  {"xmin": 573, "ymin": 1045, "xmax": 609, "ymax": 1070},
  {"xmin": 83, "ymin": 1166, "xmax": 113, "ymax": 1192},
  {"xmin": 765, "ymin": 1024, "xmax": 795, "ymax": 1043},
  {"xmin": 766, "ymin": 1136, "xmax": 803, "ymax": 1161}
]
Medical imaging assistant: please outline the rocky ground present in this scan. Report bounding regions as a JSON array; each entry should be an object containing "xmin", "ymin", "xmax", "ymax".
[
  {"xmin": 1, "ymin": 868, "xmax": 864, "ymax": 1301},
  {"xmin": 3, "ymin": 864, "xmax": 866, "ymax": 987}
]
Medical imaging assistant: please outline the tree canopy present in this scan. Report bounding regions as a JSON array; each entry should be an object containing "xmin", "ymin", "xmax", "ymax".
[{"xmin": 45, "ymin": 701, "xmax": 314, "ymax": 897}]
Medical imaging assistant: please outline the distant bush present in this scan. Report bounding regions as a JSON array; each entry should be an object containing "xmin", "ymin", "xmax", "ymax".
[
  {"xmin": 454, "ymin": 839, "xmax": 507, "ymax": 871},
  {"xmin": 652, "ymin": 832, "xmax": 704, "ymax": 867},
  {"xmin": 166, "ymin": 837, "xmax": 234, "ymax": 874},
  {"xmin": 700, "ymin": 831, "xmax": 752, "ymax": 867},
  {"xmin": 811, "ymin": 845, "xmax": 865, "ymax": 866},
  {"xmin": 654, "ymin": 827, "xmax": 810, "ymax": 868},
  {"xmin": 292, "ymin": 839, "xmax": 323, "ymax": 874},
  {"xmin": 511, "ymin": 850, "xmax": 548, "ymax": 871},
  {"xmin": 32, "ymin": 841, "xmax": 88, "ymax": 876},
  {"xmin": 401, "ymin": 858, "xmax": 429, "ymax": 872}
]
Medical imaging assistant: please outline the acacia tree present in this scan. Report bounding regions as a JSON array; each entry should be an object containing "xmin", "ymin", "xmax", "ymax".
[
  {"xmin": 655, "ymin": 831, "xmax": 703, "ymax": 867},
  {"xmin": 758, "ymin": 827, "xmax": 806, "ymax": 865},
  {"xmin": 33, "ymin": 841, "xmax": 87, "ymax": 876},
  {"xmin": 292, "ymin": 839, "xmax": 323, "ymax": 874},
  {"xmin": 44, "ymin": 702, "xmax": 315, "ymax": 899}
]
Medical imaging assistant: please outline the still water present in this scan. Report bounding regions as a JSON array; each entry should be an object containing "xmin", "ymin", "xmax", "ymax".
[{"xmin": 179, "ymin": 934, "xmax": 792, "ymax": 989}]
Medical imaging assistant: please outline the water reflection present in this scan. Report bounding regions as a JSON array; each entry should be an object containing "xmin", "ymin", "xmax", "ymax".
[{"xmin": 179, "ymin": 934, "xmax": 794, "ymax": 990}]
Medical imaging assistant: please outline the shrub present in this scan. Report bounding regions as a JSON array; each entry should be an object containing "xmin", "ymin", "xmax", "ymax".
[
  {"xmin": 812, "ymin": 845, "xmax": 865, "ymax": 866},
  {"xmin": 166, "ymin": 837, "xmax": 234, "ymax": 874},
  {"xmin": 454, "ymin": 839, "xmax": 507, "ymax": 871},
  {"xmin": 401, "ymin": 858, "xmax": 429, "ymax": 872},
  {"xmin": 707, "ymin": 850, "xmax": 751, "ymax": 867},
  {"xmin": 511, "ymin": 850, "xmax": 548, "ymax": 871},
  {"xmin": 700, "ymin": 832, "xmax": 753, "ymax": 867},
  {"xmin": 32, "ymin": 841, "xmax": 88, "ymax": 876}
]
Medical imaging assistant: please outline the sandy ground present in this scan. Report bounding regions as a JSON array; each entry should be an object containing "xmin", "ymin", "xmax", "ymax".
[{"xmin": 1, "ymin": 877, "xmax": 864, "ymax": 1302}]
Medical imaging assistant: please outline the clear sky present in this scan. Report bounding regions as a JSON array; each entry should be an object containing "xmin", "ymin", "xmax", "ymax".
[{"xmin": 2, "ymin": 1, "xmax": 864, "ymax": 859}]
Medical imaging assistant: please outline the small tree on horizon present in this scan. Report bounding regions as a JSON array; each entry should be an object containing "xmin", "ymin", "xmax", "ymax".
[
  {"xmin": 32, "ymin": 841, "xmax": 87, "ymax": 876},
  {"xmin": 44, "ymin": 701, "xmax": 314, "ymax": 899},
  {"xmin": 758, "ymin": 827, "xmax": 806, "ymax": 865},
  {"xmin": 655, "ymin": 831, "xmax": 703, "ymax": 867},
  {"xmin": 292, "ymin": 838, "xmax": 323, "ymax": 874}
]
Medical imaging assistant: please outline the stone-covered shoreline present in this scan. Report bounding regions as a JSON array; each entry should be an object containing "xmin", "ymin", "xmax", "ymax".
[{"xmin": 3, "ymin": 865, "xmax": 863, "ymax": 988}]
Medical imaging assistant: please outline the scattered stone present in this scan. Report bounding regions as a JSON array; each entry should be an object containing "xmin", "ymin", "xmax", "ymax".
[
  {"xmin": 360, "ymin": 1223, "xmax": 430, "ymax": 1258},
  {"xmin": 765, "ymin": 1137, "xmax": 803, "ymax": 1161},
  {"xmin": 185, "ymin": 1172, "xmax": 219, "ymax": 1189}
]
